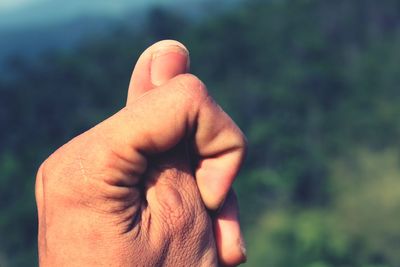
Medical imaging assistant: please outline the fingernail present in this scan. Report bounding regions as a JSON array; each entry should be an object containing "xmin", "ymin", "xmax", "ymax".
[{"xmin": 151, "ymin": 44, "xmax": 189, "ymax": 86}]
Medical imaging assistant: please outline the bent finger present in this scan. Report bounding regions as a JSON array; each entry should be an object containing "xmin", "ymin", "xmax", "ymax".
[
  {"xmin": 214, "ymin": 189, "xmax": 247, "ymax": 266},
  {"xmin": 98, "ymin": 74, "xmax": 246, "ymax": 211}
]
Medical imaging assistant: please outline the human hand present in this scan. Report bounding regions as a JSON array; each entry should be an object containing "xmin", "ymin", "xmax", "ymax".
[{"xmin": 35, "ymin": 40, "xmax": 247, "ymax": 266}]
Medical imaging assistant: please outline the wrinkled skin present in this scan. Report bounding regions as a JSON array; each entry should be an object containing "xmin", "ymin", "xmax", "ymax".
[{"xmin": 35, "ymin": 40, "xmax": 247, "ymax": 267}]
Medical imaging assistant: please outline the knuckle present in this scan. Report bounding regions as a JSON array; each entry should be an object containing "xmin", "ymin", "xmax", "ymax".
[
  {"xmin": 234, "ymin": 133, "xmax": 248, "ymax": 166},
  {"xmin": 230, "ymin": 124, "xmax": 248, "ymax": 158},
  {"xmin": 175, "ymin": 73, "xmax": 208, "ymax": 103},
  {"xmin": 153, "ymin": 170, "xmax": 202, "ymax": 234},
  {"xmin": 36, "ymin": 161, "xmax": 45, "ymax": 184},
  {"xmin": 239, "ymin": 132, "xmax": 248, "ymax": 154},
  {"xmin": 39, "ymin": 145, "xmax": 68, "ymax": 188},
  {"xmin": 35, "ymin": 161, "xmax": 46, "ymax": 206},
  {"xmin": 34, "ymin": 137, "xmax": 88, "ymax": 200},
  {"xmin": 37, "ymin": 150, "xmax": 61, "ymax": 191},
  {"xmin": 35, "ymin": 148, "xmax": 66, "ymax": 200},
  {"xmin": 155, "ymin": 179, "xmax": 187, "ymax": 225}
]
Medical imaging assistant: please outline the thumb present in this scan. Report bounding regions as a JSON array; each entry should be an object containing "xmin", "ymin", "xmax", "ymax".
[{"xmin": 126, "ymin": 40, "xmax": 189, "ymax": 104}]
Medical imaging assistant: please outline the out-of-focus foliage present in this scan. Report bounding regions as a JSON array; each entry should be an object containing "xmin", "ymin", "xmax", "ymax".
[{"xmin": 2, "ymin": 0, "xmax": 400, "ymax": 266}]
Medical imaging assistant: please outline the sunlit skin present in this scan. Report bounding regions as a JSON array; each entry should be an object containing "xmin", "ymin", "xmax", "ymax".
[{"xmin": 35, "ymin": 40, "xmax": 247, "ymax": 266}]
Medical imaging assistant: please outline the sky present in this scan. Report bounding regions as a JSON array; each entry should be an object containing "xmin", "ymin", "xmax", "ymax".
[
  {"xmin": 0, "ymin": 0, "xmax": 46, "ymax": 11},
  {"xmin": 0, "ymin": 0, "xmax": 204, "ymax": 13},
  {"xmin": 0, "ymin": 0, "xmax": 209, "ymax": 31}
]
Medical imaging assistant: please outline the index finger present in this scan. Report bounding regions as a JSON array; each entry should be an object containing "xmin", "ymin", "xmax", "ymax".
[{"xmin": 98, "ymin": 74, "xmax": 247, "ymax": 210}]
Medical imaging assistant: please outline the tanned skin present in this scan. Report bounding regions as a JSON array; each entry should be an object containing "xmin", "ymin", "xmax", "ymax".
[{"xmin": 36, "ymin": 40, "xmax": 247, "ymax": 267}]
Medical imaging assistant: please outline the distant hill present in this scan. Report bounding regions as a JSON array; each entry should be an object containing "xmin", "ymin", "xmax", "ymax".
[
  {"xmin": 0, "ymin": 15, "xmax": 120, "ymax": 65},
  {"xmin": 0, "ymin": 0, "xmax": 204, "ymax": 31},
  {"xmin": 0, "ymin": 0, "xmax": 240, "ymax": 69}
]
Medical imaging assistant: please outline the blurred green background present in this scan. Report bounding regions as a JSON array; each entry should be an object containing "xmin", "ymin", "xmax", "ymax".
[{"xmin": 2, "ymin": 0, "xmax": 400, "ymax": 266}]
